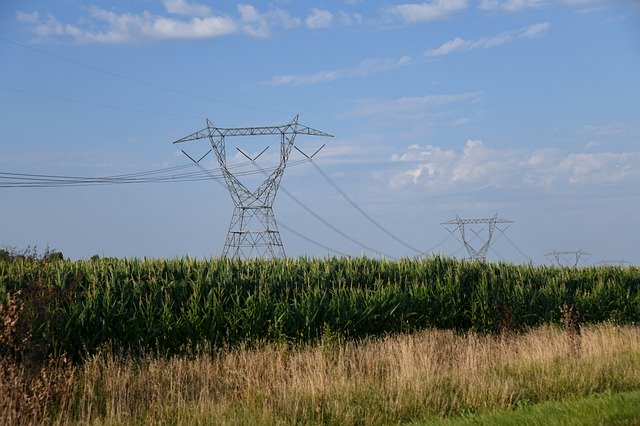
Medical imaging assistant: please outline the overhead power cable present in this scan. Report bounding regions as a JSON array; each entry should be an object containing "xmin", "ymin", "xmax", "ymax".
[
  {"xmin": 0, "ymin": 163, "xmax": 193, "ymax": 181},
  {"xmin": 0, "ymin": 85, "xmax": 202, "ymax": 119},
  {"xmin": 308, "ymin": 159, "xmax": 427, "ymax": 256},
  {"xmin": 496, "ymin": 228, "xmax": 531, "ymax": 262},
  {"xmin": 0, "ymin": 159, "xmax": 308, "ymax": 188},
  {"xmin": 424, "ymin": 233, "xmax": 453, "ymax": 255},
  {"xmin": 278, "ymin": 184, "xmax": 394, "ymax": 259},
  {"xmin": 0, "ymin": 36, "xmax": 288, "ymax": 114},
  {"xmin": 276, "ymin": 221, "xmax": 351, "ymax": 258},
  {"xmin": 245, "ymin": 157, "xmax": 395, "ymax": 259}
]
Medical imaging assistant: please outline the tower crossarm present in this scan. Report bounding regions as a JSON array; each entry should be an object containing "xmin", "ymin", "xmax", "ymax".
[
  {"xmin": 214, "ymin": 125, "xmax": 333, "ymax": 138},
  {"xmin": 441, "ymin": 217, "xmax": 512, "ymax": 225},
  {"xmin": 544, "ymin": 250, "xmax": 592, "ymax": 256},
  {"xmin": 172, "ymin": 121, "xmax": 333, "ymax": 144},
  {"xmin": 172, "ymin": 127, "xmax": 212, "ymax": 144}
]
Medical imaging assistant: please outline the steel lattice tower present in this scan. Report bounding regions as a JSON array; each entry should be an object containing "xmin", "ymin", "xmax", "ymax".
[
  {"xmin": 442, "ymin": 215, "xmax": 512, "ymax": 260},
  {"xmin": 173, "ymin": 115, "xmax": 332, "ymax": 259},
  {"xmin": 544, "ymin": 250, "xmax": 591, "ymax": 267}
]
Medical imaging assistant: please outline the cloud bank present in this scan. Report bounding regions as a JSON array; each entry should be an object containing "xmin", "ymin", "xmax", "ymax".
[
  {"xmin": 16, "ymin": 2, "xmax": 352, "ymax": 43},
  {"xmin": 389, "ymin": 141, "xmax": 640, "ymax": 192}
]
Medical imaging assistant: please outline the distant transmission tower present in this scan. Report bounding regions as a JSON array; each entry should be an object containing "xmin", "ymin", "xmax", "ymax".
[
  {"xmin": 544, "ymin": 250, "xmax": 591, "ymax": 267},
  {"xmin": 442, "ymin": 215, "xmax": 512, "ymax": 261},
  {"xmin": 595, "ymin": 259, "xmax": 630, "ymax": 267},
  {"xmin": 173, "ymin": 115, "xmax": 332, "ymax": 259}
]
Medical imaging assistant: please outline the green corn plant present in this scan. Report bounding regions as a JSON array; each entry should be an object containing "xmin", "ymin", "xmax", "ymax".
[{"xmin": 0, "ymin": 255, "xmax": 638, "ymax": 360}]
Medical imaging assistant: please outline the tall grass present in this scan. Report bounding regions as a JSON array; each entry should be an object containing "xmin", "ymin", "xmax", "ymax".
[
  {"xmin": 3, "ymin": 324, "xmax": 640, "ymax": 424},
  {"xmin": 1, "ymin": 256, "xmax": 638, "ymax": 358}
]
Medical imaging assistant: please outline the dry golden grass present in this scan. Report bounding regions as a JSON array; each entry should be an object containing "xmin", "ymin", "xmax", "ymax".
[
  {"xmin": 2, "ymin": 323, "xmax": 640, "ymax": 424},
  {"xmin": 63, "ymin": 325, "xmax": 640, "ymax": 424},
  {"xmin": 1, "ymin": 291, "xmax": 75, "ymax": 425}
]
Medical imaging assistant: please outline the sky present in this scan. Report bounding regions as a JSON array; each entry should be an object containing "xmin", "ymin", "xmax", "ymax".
[{"xmin": 1, "ymin": 0, "xmax": 639, "ymax": 265}]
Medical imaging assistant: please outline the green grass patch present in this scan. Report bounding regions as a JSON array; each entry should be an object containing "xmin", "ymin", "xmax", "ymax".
[{"xmin": 429, "ymin": 390, "xmax": 640, "ymax": 425}]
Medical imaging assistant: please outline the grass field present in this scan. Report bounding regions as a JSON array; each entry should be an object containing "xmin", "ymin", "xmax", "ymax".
[{"xmin": 3, "ymin": 323, "xmax": 640, "ymax": 424}]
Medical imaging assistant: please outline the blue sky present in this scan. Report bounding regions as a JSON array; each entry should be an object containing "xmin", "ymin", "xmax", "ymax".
[{"xmin": 1, "ymin": 0, "xmax": 639, "ymax": 264}]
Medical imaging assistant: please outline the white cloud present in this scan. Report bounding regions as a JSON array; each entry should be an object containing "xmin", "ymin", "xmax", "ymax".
[
  {"xmin": 18, "ymin": 3, "xmax": 312, "ymax": 43},
  {"xmin": 389, "ymin": 141, "xmax": 640, "ymax": 192},
  {"xmin": 389, "ymin": 0, "xmax": 468, "ymax": 23},
  {"xmin": 558, "ymin": 0, "xmax": 609, "ymax": 5},
  {"xmin": 266, "ymin": 8, "xmax": 302, "ymax": 29},
  {"xmin": 338, "ymin": 11, "xmax": 364, "ymax": 25},
  {"xmin": 425, "ymin": 22, "xmax": 550, "ymax": 56},
  {"xmin": 305, "ymin": 8, "xmax": 333, "ymax": 29},
  {"xmin": 237, "ymin": 4, "xmax": 270, "ymax": 37},
  {"xmin": 521, "ymin": 22, "xmax": 551, "ymax": 38},
  {"xmin": 267, "ymin": 56, "xmax": 412, "ymax": 86},
  {"xmin": 580, "ymin": 122, "xmax": 640, "ymax": 137},
  {"xmin": 16, "ymin": 11, "xmax": 39, "ymax": 23},
  {"xmin": 481, "ymin": 0, "xmax": 640, "ymax": 14},
  {"xmin": 389, "ymin": 145, "xmax": 457, "ymax": 189},
  {"xmin": 21, "ymin": 5, "xmax": 239, "ymax": 43},
  {"xmin": 162, "ymin": 0, "xmax": 212, "ymax": 17},
  {"xmin": 149, "ymin": 15, "xmax": 239, "ymax": 40},
  {"xmin": 451, "ymin": 140, "xmax": 522, "ymax": 185},
  {"xmin": 559, "ymin": 0, "xmax": 594, "ymax": 4},
  {"xmin": 17, "ymin": 2, "xmax": 441, "ymax": 44},
  {"xmin": 238, "ymin": 4, "xmax": 261, "ymax": 22},
  {"xmin": 558, "ymin": 152, "xmax": 638, "ymax": 184},
  {"xmin": 425, "ymin": 37, "xmax": 471, "ymax": 56},
  {"xmin": 480, "ymin": 0, "xmax": 546, "ymax": 12},
  {"xmin": 585, "ymin": 141, "xmax": 603, "ymax": 149},
  {"xmin": 347, "ymin": 92, "xmax": 482, "ymax": 117}
]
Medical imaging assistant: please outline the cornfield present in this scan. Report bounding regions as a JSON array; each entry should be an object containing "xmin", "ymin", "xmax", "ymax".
[{"xmin": 1, "ymin": 256, "xmax": 638, "ymax": 359}]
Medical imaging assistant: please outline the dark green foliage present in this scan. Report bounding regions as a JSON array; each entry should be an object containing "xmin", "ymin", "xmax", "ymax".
[{"xmin": 1, "ymin": 256, "xmax": 638, "ymax": 360}]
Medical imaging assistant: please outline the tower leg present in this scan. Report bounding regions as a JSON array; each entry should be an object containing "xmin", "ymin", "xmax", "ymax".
[{"xmin": 222, "ymin": 206, "xmax": 285, "ymax": 259}]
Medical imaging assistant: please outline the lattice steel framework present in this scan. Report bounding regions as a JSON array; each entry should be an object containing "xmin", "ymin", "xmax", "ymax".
[
  {"xmin": 595, "ymin": 259, "xmax": 630, "ymax": 266},
  {"xmin": 544, "ymin": 250, "xmax": 591, "ymax": 267},
  {"xmin": 442, "ymin": 215, "xmax": 512, "ymax": 260},
  {"xmin": 173, "ymin": 115, "xmax": 332, "ymax": 259}
]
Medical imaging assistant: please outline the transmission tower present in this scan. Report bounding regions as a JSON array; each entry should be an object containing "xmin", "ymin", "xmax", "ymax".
[
  {"xmin": 442, "ymin": 215, "xmax": 512, "ymax": 261},
  {"xmin": 173, "ymin": 115, "xmax": 332, "ymax": 259},
  {"xmin": 595, "ymin": 259, "xmax": 630, "ymax": 267},
  {"xmin": 544, "ymin": 250, "xmax": 591, "ymax": 267}
]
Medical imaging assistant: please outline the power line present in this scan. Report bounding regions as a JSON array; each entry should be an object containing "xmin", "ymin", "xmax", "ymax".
[
  {"xmin": 276, "ymin": 221, "xmax": 351, "ymax": 258},
  {"xmin": 308, "ymin": 159, "xmax": 427, "ymax": 256},
  {"xmin": 495, "ymin": 227, "xmax": 530, "ymax": 262},
  {"xmin": 0, "ymin": 36, "xmax": 288, "ymax": 115},
  {"xmin": 0, "ymin": 85, "xmax": 202, "ymax": 119},
  {"xmin": 0, "ymin": 163, "xmax": 193, "ymax": 181},
  {"xmin": 0, "ymin": 160, "xmax": 309, "ymax": 188},
  {"xmin": 279, "ymin": 184, "xmax": 395, "ymax": 259},
  {"xmin": 247, "ymin": 157, "xmax": 395, "ymax": 259},
  {"xmin": 424, "ymin": 233, "xmax": 452, "ymax": 255}
]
